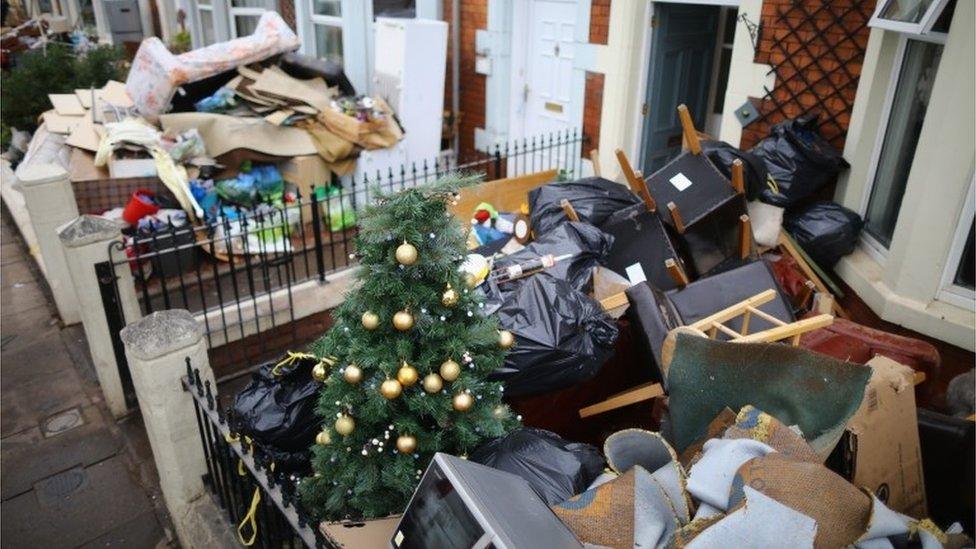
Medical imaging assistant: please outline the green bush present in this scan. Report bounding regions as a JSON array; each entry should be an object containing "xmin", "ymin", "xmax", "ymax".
[{"xmin": 0, "ymin": 42, "xmax": 126, "ymax": 147}]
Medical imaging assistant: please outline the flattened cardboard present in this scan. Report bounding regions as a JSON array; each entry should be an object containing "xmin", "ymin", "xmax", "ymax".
[
  {"xmin": 65, "ymin": 111, "xmax": 102, "ymax": 152},
  {"xmin": 159, "ymin": 112, "xmax": 317, "ymax": 157},
  {"xmin": 101, "ymin": 80, "xmax": 135, "ymax": 108},
  {"xmin": 320, "ymin": 516, "xmax": 400, "ymax": 548},
  {"xmin": 843, "ymin": 355, "xmax": 927, "ymax": 518},
  {"xmin": 48, "ymin": 93, "xmax": 86, "ymax": 116},
  {"xmin": 41, "ymin": 110, "xmax": 84, "ymax": 134},
  {"xmin": 75, "ymin": 88, "xmax": 103, "ymax": 109}
]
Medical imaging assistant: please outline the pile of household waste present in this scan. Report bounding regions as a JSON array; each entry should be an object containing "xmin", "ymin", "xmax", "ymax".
[
  {"xmin": 226, "ymin": 107, "xmax": 973, "ymax": 547},
  {"xmin": 17, "ymin": 11, "xmax": 394, "ymax": 275}
]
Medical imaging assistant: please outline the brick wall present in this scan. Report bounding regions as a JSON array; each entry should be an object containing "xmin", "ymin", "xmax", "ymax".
[
  {"xmin": 582, "ymin": 0, "xmax": 610, "ymax": 158},
  {"xmin": 739, "ymin": 0, "xmax": 875, "ymax": 150},
  {"xmin": 278, "ymin": 0, "xmax": 296, "ymax": 31},
  {"xmin": 446, "ymin": 0, "xmax": 489, "ymax": 160}
]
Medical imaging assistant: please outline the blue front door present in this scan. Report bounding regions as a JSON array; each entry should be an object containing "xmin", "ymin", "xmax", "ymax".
[{"xmin": 640, "ymin": 3, "xmax": 720, "ymax": 174}]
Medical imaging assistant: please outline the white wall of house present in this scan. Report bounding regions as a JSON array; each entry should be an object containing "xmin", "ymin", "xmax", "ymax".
[{"xmin": 833, "ymin": 1, "xmax": 975, "ymax": 350}]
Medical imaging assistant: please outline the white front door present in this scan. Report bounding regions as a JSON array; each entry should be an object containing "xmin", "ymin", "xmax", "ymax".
[{"xmin": 523, "ymin": 0, "xmax": 577, "ymax": 138}]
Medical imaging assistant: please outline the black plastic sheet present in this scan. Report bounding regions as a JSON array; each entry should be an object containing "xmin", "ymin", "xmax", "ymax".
[
  {"xmin": 231, "ymin": 355, "xmax": 321, "ymax": 472},
  {"xmin": 784, "ymin": 201, "xmax": 863, "ymax": 268},
  {"xmin": 528, "ymin": 177, "xmax": 643, "ymax": 235},
  {"xmin": 489, "ymin": 221, "xmax": 613, "ymax": 300},
  {"xmin": 701, "ymin": 140, "xmax": 767, "ymax": 201},
  {"xmin": 470, "ymin": 427, "xmax": 605, "ymax": 504},
  {"xmin": 753, "ymin": 115, "xmax": 850, "ymax": 207},
  {"xmin": 491, "ymin": 276, "xmax": 619, "ymax": 397}
]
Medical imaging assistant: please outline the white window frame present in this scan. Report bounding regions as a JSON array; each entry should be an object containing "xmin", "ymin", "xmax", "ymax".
[
  {"xmin": 228, "ymin": 0, "xmax": 274, "ymax": 38},
  {"xmin": 194, "ymin": 0, "xmax": 216, "ymax": 46},
  {"xmin": 302, "ymin": 0, "xmax": 344, "ymax": 60},
  {"xmin": 938, "ymin": 174, "xmax": 976, "ymax": 309},
  {"xmin": 857, "ymin": 31, "xmax": 946, "ymax": 264},
  {"xmin": 868, "ymin": 0, "xmax": 950, "ymax": 36}
]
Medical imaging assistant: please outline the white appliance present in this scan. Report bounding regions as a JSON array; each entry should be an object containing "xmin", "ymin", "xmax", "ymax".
[{"xmin": 359, "ymin": 17, "xmax": 448, "ymax": 184}]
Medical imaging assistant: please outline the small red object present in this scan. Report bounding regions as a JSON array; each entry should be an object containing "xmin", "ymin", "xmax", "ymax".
[
  {"xmin": 122, "ymin": 189, "xmax": 159, "ymax": 225},
  {"xmin": 474, "ymin": 209, "xmax": 491, "ymax": 224}
]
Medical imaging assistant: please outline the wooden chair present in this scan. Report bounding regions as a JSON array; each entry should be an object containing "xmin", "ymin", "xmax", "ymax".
[{"xmin": 579, "ymin": 290, "xmax": 834, "ymax": 418}]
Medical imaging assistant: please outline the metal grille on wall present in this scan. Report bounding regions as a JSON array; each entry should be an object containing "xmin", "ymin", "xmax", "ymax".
[{"xmin": 741, "ymin": 0, "xmax": 876, "ymax": 150}]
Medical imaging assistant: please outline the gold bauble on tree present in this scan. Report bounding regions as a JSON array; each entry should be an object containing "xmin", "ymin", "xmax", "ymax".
[
  {"xmin": 453, "ymin": 392, "xmax": 474, "ymax": 412},
  {"xmin": 439, "ymin": 358, "xmax": 461, "ymax": 382},
  {"xmin": 395, "ymin": 241, "xmax": 418, "ymax": 266},
  {"xmin": 343, "ymin": 364, "xmax": 363, "ymax": 384},
  {"xmin": 393, "ymin": 310, "xmax": 414, "ymax": 331},
  {"xmin": 397, "ymin": 361, "xmax": 419, "ymax": 386},
  {"xmin": 312, "ymin": 362, "xmax": 328, "ymax": 382},
  {"xmin": 441, "ymin": 284, "xmax": 459, "ymax": 307},
  {"xmin": 335, "ymin": 415, "xmax": 355, "ymax": 436},
  {"xmin": 422, "ymin": 372, "xmax": 443, "ymax": 393},
  {"xmin": 380, "ymin": 379, "xmax": 403, "ymax": 400},
  {"xmin": 498, "ymin": 329, "xmax": 516, "ymax": 350},
  {"xmin": 361, "ymin": 311, "xmax": 380, "ymax": 331},
  {"xmin": 463, "ymin": 272, "xmax": 478, "ymax": 289},
  {"xmin": 396, "ymin": 434, "xmax": 418, "ymax": 454},
  {"xmin": 315, "ymin": 431, "xmax": 332, "ymax": 446}
]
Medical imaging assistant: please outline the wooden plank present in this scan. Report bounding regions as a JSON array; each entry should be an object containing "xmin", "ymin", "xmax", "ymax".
[
  {"xmin": 560, "ymin": 199, "xmax": 580, "ymax": 222},
  {"xmin": 777, "ymin": 231, "xmax": 849, "ymax": 319},
  {"xmin": 731, "ymin": 159, "xmax": 745, "ymax": 194},
  {"xmin": 615, "ymin": 148, "xmax": 642, "ymax": 194},
  {"xmin": 677, "ymin": 104, "xmax": 702, "ymax": 155},
  {"xmin": 732, "ymin": 314, "xmax": 834, "ymax": 344},
  {"xmin": 632, "ymin": 170, "xmax": 657, "ymax": 213},
  {"xmin": 599, "ymin": 292, "xmax": 628, "ymax": 311},
  {"xmin": 667, "ymin": 202, "xmax": 686, "ymax": 233},
  {"xmin": 579, "ymin": 382, "xmax": 665, "ymax": 418},
  {"xmin": 590, "ymin": 149, "xmax": 601, "ymax": 177},
  {"xmin": 686, "ymin": 290, "xmax": 778, "ymax": 331},
  {"xmin": 739, "ymin": 214, "xmax": 752, "ymax": 259},
  {"xmin": 448, "ymin": 169, "xmax": 557, "ymax": 220},
  {"xmin": 665, "ymin": 258, "xmax": 689, "ymax": 287}
]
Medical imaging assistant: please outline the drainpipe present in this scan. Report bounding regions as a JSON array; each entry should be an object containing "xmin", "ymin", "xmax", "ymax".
[{"xmin": 451, "ymin": 0, "xmax": 460, "ymax": 157}]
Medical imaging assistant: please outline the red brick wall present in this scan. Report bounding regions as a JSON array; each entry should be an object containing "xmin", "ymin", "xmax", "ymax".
[
  {"xmin": 589, "ymin": 0, "xmax": 610, "ymax": 44},
  {"xmin": 582, "ymin": 72, "xmax": 604, "ymax": 158},
  {"xmin": 582, "ymin": 0, "xmax": 610, "ymax": 158},
  {"xmin": 446, "ymin": 0, "xmax": 489, "ymax": 161},
  {"xmin": 739, "ymin": 0, "xmax": 875, "ymax": 150},
  {"xmin": 277, "ymin": 1, "xmax": 296, "ymax": 31}
]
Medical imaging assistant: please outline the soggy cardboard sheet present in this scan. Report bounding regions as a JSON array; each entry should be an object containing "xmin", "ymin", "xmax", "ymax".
[{"xmin": 159, "ymin": 112, "xmax": 317, "ymax": 157}]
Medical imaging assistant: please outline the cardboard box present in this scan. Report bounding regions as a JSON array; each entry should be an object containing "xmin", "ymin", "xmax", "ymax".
[
  {"xmin": 109, "ymin": 156, "xmax": 157, "ymax": 179},
  {"xmin": 281, "ymin": 155, "xmax": 332, "ymax": 198},
  {"xmin": 320, "ymin": 515, "xmax": 401, "ymax": 548},
  {"xmin": 840, "ymin": 355, "xmax": 927, "ymax": 518}
]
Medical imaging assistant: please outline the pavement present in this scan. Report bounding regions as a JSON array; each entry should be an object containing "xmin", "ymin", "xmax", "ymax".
[{"xmin": 1, "ymin": 207, "xmax": 176, "ymax": 548}]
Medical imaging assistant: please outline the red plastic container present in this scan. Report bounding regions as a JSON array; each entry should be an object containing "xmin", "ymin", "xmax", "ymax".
[{"xmin": 122, "ymin": 189, "xmax": 159, "ymax": 225}]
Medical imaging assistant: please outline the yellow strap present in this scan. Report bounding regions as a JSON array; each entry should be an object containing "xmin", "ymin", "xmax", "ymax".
[
  {"xmin": 238, "ymin": 459, "xmax": 246, "ymax": 477},
  {"xmin": 225, "ymin": 433, "xmax": 240, "ymax": 443},
  {"xmin": 236, "ymin": 464, "xmax": 274, "ymax": 546},
  {"xmin": 237, "ymin": 487, "xmax": 261, "ymax": 546},
  {"xmin": 271, "ymin": 351, "xmax": 319, "ymax": 376}
]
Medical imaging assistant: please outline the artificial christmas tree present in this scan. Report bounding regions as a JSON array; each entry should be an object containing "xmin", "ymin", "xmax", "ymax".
[{"xmin": 299, "ymin": 175, "xmax": 519, "ymax": 521}]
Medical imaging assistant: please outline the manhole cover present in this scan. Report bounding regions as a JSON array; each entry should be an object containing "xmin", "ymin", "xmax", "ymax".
[
  {"xmin": 35, "ymin": 467, "xmax": 89, "ymax": 505},
  {"xmin": 42, "ymin": 408, "xmax": 84, "ymax": 437}
]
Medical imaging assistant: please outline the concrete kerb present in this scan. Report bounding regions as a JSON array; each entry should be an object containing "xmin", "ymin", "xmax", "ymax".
[{"xmin": 120, "ymin": 310, "xmax": 227, "ymax": 548}]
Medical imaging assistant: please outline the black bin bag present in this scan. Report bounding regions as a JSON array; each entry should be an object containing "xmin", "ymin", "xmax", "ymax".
[
  {"xmin": 491, "ymin": 276, "xmax": 619, "ymax": 398},
  {"xmin": 783, "ymin": 201, "xmax": 863, "ymax": 268},
  {"xmin": 489, "ymin": 221, "xmax": 613, "ymax": 301},
  {"xmin": 528, "ymin": 177, "xmax": 643, "ymax": 235},
  {"xmin": 231, "ymin": 354, "xmax": 322, "ymax": 474},
  {"xmin": 701, "ymin": 140, "xmax": 768, "ymax": 201},
  {"xmin": 470, "ymin": 427, "xmax": 605, "ymax": 504},
  {"xmin": 753, "ymin": 115, "xmax": 850, "ymax": 207}
]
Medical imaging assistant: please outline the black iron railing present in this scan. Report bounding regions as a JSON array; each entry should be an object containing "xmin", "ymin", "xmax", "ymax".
[
  {"xmin": 96, "ymin": 130, "xmax": 587, "ymax": 378},
  {"xmin": 184, "ymin": 358, "xmax": 327, "ymax": 548}
]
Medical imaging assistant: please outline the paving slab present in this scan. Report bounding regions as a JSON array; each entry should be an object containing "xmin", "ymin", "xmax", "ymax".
[
  {"xmin": 0, "ymin": 279, "xmax": 49, "ymax": 316},
  {"xmin": 1, "ymin": 404, "xmax": 121, "ymax": 500},
  {"xmin": 1, "ymin": 260, "xmax": 36, "ymax": 288},
  {"xmin": 1, "ymin": 361, "xmax": 89, "ymax": 438},
  {"xmin": 0, "ymin": 336, "xmax": 79, "ymax": 389},
  {"xmin": 77, "ymin": 509, "xmax": 169, "ymax": 549},
  {"xmin": 1, "ymin": 456, "xmax": 156, "ymax": 549}
]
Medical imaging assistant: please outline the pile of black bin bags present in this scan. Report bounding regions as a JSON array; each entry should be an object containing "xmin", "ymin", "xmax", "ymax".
[{"xmin": 705, "ymin": 115, "xmax": 862, "ymax": 268}]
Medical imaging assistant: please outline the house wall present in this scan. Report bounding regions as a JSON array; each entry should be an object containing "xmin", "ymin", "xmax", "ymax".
[
  {"xmin": 581, "ymin": 0, "xmax": 610, "ymax": 159},
  {"xmin": 832, "ymin": 1, "xmax": 976, "ymax": 350}
]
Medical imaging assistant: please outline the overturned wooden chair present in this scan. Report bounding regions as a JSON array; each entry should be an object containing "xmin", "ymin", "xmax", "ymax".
[
  {"xmin": 579, "ymin": 289, "xmax": 834, "ymax": 418},
  {"xmin": 615, "ymin": 104, "xmax": 755, "ymax": 279}
]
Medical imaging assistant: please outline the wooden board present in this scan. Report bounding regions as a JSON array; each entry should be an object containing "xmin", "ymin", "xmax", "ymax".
[{"xmin": 448, "ymin": 169, "xmax": 558, "ymax": 220}]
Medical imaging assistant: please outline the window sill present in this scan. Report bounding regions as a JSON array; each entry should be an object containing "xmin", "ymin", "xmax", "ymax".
[{"xmin": 835, "ymin": 247, "xmax": 976, "ymax": 351}]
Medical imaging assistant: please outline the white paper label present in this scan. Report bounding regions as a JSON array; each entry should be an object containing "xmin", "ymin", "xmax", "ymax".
[
  {"xmin": 625, "ymin": 263, "xmax": 648, "ymax": 285},
  {"xmin": 670, "ymin": 172, "xmax": 693, "ymax": 192},
  {"xmin": 394, "ymin": 530, "xmax": 404, "ymax": 546}
]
